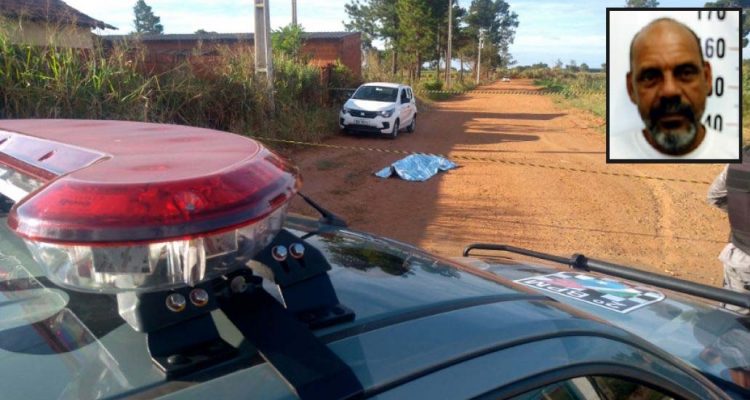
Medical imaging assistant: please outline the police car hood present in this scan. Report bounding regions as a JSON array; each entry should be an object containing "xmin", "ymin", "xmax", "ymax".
[
  {"xmin": 461, "ymin": 255, "xmax": 750, "ymax": 397},
  {"xmin": 0, "ymin": 213, "xmax": 741, "ymax": 399}
]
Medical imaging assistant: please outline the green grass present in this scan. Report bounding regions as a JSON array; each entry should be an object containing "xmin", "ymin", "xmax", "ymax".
[
  {"xmin": 0, "ymin": 28, "xmax": 354, "ymax": 143},
  {"xmin": 535, "ymin": 73, "xmax": 606, "ymax": 123}
]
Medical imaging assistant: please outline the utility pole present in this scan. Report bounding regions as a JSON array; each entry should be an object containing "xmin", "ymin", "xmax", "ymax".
[
  {"xmin": 476, "ymin": 30, "xmax": 484, "ymax": 85},
  {"xmin": 254, "ymin": 0, "xmax": 274, "ymax": 113},
  {"xmin": 446, "ymin": 0, "xmax": 452, "ymax": 89},
  {"xmin": 292, "ymin": 0, "xmax": 297, "ymax": 26}
]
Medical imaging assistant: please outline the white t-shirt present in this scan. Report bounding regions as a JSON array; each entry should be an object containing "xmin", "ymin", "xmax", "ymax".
[{"xmin": 609, "ymin": 126, "xmax": 739, "ymax": 160}]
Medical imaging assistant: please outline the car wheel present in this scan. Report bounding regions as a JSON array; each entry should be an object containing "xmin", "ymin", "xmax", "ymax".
[
  {"xmin": 389, "ymin": 120, "xmax": 399, "ymax": 139},
  {"xmin": 407, "ymin": 115, "xmax": 416, "ymax": 133}
]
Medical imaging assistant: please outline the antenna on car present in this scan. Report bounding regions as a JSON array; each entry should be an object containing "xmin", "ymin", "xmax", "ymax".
[
  {"xmin": 298, "ymin": 192, "xmax": 348, "ymax": 227},
  {"xmin": 463, "ymin": 243, "xmax": 750, "ymax": 309}
]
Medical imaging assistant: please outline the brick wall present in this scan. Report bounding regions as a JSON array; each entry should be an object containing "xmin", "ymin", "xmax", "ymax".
[
  {"xmin": 340, "ymin": 33, "xmax": 361, "ymax": 79},
  {"xmin": 112, "ymin": 34, "xmax": 362, "ymax": 79}
]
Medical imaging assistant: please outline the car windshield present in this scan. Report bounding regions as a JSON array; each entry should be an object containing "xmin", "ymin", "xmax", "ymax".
[{"xmin": 352, "ymin": 86, "xmax": 398, "ymax": 102}]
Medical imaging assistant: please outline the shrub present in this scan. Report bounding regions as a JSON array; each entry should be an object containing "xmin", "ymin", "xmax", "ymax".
[
  {"xmin": 0, "ymin": 27, "xmax": 341, "ymax": 142},
  {"xmin": 421, "ymin": 79, "xmax": 443, "ymax": 92}
]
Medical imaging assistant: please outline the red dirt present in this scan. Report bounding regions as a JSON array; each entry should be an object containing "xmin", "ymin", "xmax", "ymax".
[{"xmin": 281, "ymin": 79, "xmax": 729, "ymax": 286}]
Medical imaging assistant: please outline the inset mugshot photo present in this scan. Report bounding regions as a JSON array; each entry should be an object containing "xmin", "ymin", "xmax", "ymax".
[{"xmin": 607, "ymin": 8, "xmax": 742, "ymax": 163}]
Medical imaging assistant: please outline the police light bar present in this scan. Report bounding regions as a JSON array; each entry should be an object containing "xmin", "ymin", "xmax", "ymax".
[{"xmin": 0, "ymin": 120, "xmax": 300, "ymax": 293}]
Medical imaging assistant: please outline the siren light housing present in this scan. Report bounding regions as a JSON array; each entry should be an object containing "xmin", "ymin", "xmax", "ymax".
[{"xmin": 0, "ymin": 119, "xmax": 300, "ymax": 293}]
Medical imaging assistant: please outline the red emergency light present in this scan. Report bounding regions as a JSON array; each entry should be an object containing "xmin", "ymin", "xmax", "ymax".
[{"xmin": 0, "ymin": 120, "xmax": 300, "ymax": 293}]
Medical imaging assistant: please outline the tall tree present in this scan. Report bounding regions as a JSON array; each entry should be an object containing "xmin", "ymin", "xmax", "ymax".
[
  {"xmin": 625, "ymin": 0, "xmax": 660, "ymax": 7},
  {"xmin": 705, "ymin": 0, "xmax": 750, "ymax": 47},
  {"xmin": 450, "ymin": 5, "xmax": 472, "ymax": 81},
  {"xmin": 344, "ymin": 0, "xmax": 378, "ymax": 49},
  {"xmin": 465, "ymin": 0, "xmax": 519, "ymax": 74},
  {"xmin": 133, "ymin": 0, "xmax": 164, "ymax": 34},
  {"xmin": 396, "ymin": 0, "xmax": 435, "ymax": 79},
  {"xmin": 344, "ymin": 0, "xmax": 400, "ymax": 74}
]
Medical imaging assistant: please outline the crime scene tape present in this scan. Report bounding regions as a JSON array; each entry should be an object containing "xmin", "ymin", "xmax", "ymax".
[
  {"xmin": 328, "ymin": 87, "xmax": 605, "ymax": 96},
  {"xmin": 249, "ymin": 136, "xmax": 712, "ymax": 185}
]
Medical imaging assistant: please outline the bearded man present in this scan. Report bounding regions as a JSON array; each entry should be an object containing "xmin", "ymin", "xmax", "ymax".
[{"xmin": 610, "ymin": 17, "xmax": 736, "ymax": 160}]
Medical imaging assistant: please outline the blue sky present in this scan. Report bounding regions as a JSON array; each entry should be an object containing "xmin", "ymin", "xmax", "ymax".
[{"xmin": 66, "ymin": 0, "xmax": 725, "ymax": 67}]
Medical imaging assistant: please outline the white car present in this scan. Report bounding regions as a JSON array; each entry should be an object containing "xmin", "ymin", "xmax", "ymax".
[{"xmin": 339, "ymin": 82, "xmax": 417, "ymax": 139}]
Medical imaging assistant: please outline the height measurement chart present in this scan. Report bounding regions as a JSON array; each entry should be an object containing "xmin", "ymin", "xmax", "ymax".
[
  {"xmin": 695, "ymin": 9, "xmax": 741, "ymax": 135},
  {"xmin": 606, "ymin": 8, "xmax": 742, "ymax": 162}
]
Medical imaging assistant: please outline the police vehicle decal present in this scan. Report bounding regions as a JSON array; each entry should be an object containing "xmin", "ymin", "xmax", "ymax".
[{"xmin": 515, "ymin": 272, "xmax": 665, "ymax": 313}]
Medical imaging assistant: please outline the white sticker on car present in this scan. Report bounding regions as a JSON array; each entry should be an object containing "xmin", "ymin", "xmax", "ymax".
[{"xmin": 514, "ymin": 271, "xmax": 664, "ymax": 313}]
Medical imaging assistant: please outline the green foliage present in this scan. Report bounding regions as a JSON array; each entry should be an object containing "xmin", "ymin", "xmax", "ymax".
[
  {"xmin": 344, "ymin": 0, "xmax": 379, "ymax": 49},
  {"xmin": 0, "ymin": 30, "xmax": 348, "ymax": 142},
  {"xmin": 345, "ymin": 0, "xmax": 399, "ymax": 53},
  {"xmin": 465, "ymin": 0, "xmax": 519, "ymax": 68},
  {"xmin": 396, "ymin": 0, "xmax": 434, "ymax": 76},
  {"xmin": 0, "ymin": 35, "xmax": 151, "ymax": 121},
  {"xmin": 272, "ymin": 24, "xmax": 306, "ymax": 61},
  {"xmin": 513, "ymin": 67, "xmax": 550, "ymax": 80},
  {"xmin": 421, "ymin": 78, "xmax": 443, "ymax": 92},
  {"xmin": 273, "ymin": 53, "xmax": 322, "ymax": 106},
  {"xmin": 361, "ymin": 49, "xmax": 402, "ymax": 82},
  {"xmin": 534, "ymin": 71, "xmax": 606, "ymax": 122},
  {"xmin": 326, "ymin": 60, "xmax": 358, "ymax": 89},
  {"xmin": 345, "ymin": 0, "xmax": 518, "ymax": 82},
  {"xmin": 133, "ymin": 0, "xmax": 164, "ymax": 34}
]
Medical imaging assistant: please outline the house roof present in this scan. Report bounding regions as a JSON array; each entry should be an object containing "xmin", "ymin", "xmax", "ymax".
[
  {"xmin": 0, "ymin": 0, "xmax": 116, "ymax": 30},
  {"xmin": 102, "ymin": 31, "xmax": 360, "ymax": 42}
]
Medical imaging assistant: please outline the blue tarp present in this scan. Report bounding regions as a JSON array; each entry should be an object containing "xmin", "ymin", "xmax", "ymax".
[{"xmin": 375, "ymin": 154, "xmax": 458, "ymax": 181}]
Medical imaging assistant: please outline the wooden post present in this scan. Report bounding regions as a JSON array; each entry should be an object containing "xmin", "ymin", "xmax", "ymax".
[{"xmin": 254, "ymin": 0, "xmax": 274, "ymax": 113}]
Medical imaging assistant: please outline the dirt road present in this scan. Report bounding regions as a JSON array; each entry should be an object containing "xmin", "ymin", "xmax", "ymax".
[{"xmin": 283, "ymin": 79, "xmax": 729, "ymax": 286}]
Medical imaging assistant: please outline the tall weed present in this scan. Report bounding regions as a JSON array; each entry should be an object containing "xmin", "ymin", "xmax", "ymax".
[
  {"xmin": 535, "ymin": 72, "xmax": 606, "ymax": 121},
  {"xmin": 0, "ymin": 28, "xmax": 351, "ymax": 142}
]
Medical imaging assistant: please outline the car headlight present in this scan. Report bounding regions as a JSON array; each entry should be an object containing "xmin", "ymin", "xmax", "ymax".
[
  {"xmin": 379, "ymin": 108, "xmax": 395, "ymax": 118},
  {"xmin": 342, "ymin": 107, "xmax": 351, "ymax": 115}
]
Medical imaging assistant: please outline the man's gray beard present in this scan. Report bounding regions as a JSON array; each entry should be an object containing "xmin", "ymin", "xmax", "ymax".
[{"xmin": 645, "ymin": 120, "xmax": 698, "ymax": 154}]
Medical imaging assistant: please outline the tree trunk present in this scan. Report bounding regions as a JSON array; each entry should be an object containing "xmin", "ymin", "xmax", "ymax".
[
  {"xmin": 435, "ymin": 28, "xmax": 440, "ymax": 82},
  {"xmin": 459, "ymin": 54, "xmax": 464, "ymax": 82},
  {"xmin": 391, "ymin": 50, "xmax": 398, "ymax": 76},
  {"xmin": 416, "ymin": 51, "xmax": 422, "ymax": 80},
  {"xmin": 445, "ymin": 48, "xmax": 450, "ymax": 84}
]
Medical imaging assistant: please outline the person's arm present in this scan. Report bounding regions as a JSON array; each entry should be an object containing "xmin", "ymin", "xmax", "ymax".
[{"xmin": 707, "ymin": 165, "xmax": 729, "ymax": 211}]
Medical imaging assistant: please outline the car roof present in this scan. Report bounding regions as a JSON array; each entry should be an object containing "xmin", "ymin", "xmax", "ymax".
[{"xmin": 361, "ymin": 82, "xmax": 405, "ymax": 89}]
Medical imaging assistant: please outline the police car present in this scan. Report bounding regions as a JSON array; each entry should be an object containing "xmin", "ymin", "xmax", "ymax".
[{"xmin": 1, "ymin": 119, "xmax": 748, "ymax": 399}]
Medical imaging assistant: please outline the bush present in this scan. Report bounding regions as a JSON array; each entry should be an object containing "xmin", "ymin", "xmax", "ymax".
[
  {"xmin": 421, "ymin": 79, "xmax": 443, "ymax": 92},
  {"xmin": 535, "ymin": 72, "xmax": 606, "ymax": 122},
  {"xmin": 0, "ymin": 28, "xmax": 340, "ymax": 142}
]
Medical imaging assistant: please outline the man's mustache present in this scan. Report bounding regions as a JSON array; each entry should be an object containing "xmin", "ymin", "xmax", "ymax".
[{"xmin": 649, "ymin": 97, "xmax": 696, "ymax": 124}]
